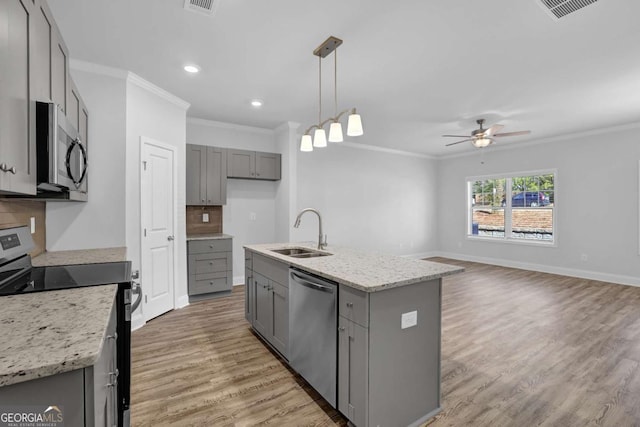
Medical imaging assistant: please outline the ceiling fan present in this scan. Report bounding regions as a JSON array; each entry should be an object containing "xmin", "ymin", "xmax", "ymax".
[{"xmin": 443, "ymin": 119, "xmax": 531, "ymax": 148}]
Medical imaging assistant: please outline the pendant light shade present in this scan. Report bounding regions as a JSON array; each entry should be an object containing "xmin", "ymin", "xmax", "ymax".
[
  {"xmin": 313, "ymin": 128, "xmax": 327, "ymax": 148},
  {"xmin": 300, "ymin": 134, "xmax": 313, "ymax": 152},
  {"xmin": 328, "ymin": 122, "xmax": 343, "ymax": 142},
  {"xmin": 347, "ymin": 112, "xmax": 363, "ymax": 137}
]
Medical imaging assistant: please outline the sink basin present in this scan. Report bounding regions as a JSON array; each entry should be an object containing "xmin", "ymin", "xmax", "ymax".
[{"xmin": 271, "ymin": 247, "xmax": 332, "ymax": 258}]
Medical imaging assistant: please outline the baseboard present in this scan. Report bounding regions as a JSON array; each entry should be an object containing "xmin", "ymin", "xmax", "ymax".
[
  {"xmin": 401, "ymin": 251, "xmax": 440, "ymax": 259},
  {"xmin": 233, "ymin": 275, "xmax": 245, "ymax": 286},
  {"xmin": 435, "ymin": 251, "xmax": 640, "ymax": 287},
  {"xmin": 408, "ymin": 407, "xmax": 441, "ymax": 427},
  {"xmin": 176, "ymin": 294, "xmax": 190, "ymax": 309}
]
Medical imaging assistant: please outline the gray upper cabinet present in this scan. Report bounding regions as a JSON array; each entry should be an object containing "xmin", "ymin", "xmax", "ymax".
[
  {"xmin": 227, "ymin": 149, "xmax": 281, "ymax": 181},
  {"xmin": 186, "ymin": 144, "xmax": 227, "ymax": 205},
  {"xmin": 50, "ymin": 23, "xmax": 68, "ymax": 113},
  {"xmin": 0, "ymin": 0, "xmax": 36, "ymax": 195},
  {"xmin": 31, "ymin": 2, "xmax": 52, "ymax": 102},
  {"xmin": 67, "ymin": 77, "xmax": 80, "ymax": 131}
]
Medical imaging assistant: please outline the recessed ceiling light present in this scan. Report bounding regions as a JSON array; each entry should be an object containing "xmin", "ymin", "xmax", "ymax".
[
  {"xmin": 250, "ymin": 99, "xmax": 264, "ymax": 108},
  {"xmin": 184, "ymin": 65, "xmax": 200, "ymax": 73}
]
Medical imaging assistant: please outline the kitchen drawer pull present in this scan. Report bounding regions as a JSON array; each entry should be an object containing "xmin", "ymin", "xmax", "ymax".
[
  {"xmin": 0, "ymin": 164, "xmax": 16, "ymax": 174},
  {"xmin": 338, "ymin": 326, "xmax": 346, "ymax": 332},
  {"xmin": 346, "ymin": 302, "xmax": 354, "ymax": 308},
  {"xmin": 107, "ymin": 333, "xmax": 118, "ymax": 340},
  {"xmin": 209, "ymin": 262, "xmax": 214, "ymax": 265}
]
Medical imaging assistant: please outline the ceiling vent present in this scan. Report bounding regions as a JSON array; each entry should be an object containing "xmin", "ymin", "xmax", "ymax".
[
  {"xmin": 537, "ymin": 0, "xmax": 598, "ymax": 20},
  {"xmin": 183, "ymin": 0, "xmax": 218, "ymax": 16}
]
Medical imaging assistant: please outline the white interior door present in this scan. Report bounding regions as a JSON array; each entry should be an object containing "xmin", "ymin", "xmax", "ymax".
[{"xmin": 141, "ymin": 138, "xmax": 176, "ymax": 321}]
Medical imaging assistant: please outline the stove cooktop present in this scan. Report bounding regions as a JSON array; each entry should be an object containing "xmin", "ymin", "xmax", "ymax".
[{"xmin": 0, "ymin": 261, "xmax": 132, "ymax": 296}]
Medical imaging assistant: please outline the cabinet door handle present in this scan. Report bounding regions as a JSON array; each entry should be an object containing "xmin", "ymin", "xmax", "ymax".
[
  {"xmin": 256, "ymin": 173, "xmax": 260, "ymax": 177},
  {"xmin": 0, "ymin": 164, "xmax": 16, "ymax": 174},
  {"xmin": 201, "ymin": 199, "xmax": 205, "ymax": 202},
  {"xmin": 338, "ymin": 326, "xmax": 346, "ymax": 332},
  {"xmin": 107, "ymin": 333, "xmax": 118, "ymax": 340},
  {"xmin": 209, "ymin": 281, "xmax": 214, "ymax": 285},
  {"xmin": 346, "ymin": 302, "xmax": 354, "ymax": 308},
  {"xmin": 208, "ymin": 199, "xmax": 211, "ymax": 203},
  {"xmin": 209, "ymin": 262, "xmax": 214, "ymax": 265}
]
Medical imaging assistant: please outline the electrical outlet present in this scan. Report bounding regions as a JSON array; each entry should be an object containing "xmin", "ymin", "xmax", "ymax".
[
  {"xmin": 580, "ymin": 253, "xmax": 588, "ymax": 262},
  {"xmin": 249, "ymin": 212, "xmax": 257, "ymax": 221},
  {"xmin": 401, "ymin": 311, "xmax": 417, "ymax": 329},
  {"xmin": 202, "ymin": 212, "xmax": 209, "ymax": 223},
  {"xmin": 30, "ymin": 217, "xmax": 36, "ymax": 234}
]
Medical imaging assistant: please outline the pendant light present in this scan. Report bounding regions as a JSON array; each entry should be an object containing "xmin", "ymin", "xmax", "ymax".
[{"xmin": 300, "ymin": 36, "xmax": 364, "ymax": 152}]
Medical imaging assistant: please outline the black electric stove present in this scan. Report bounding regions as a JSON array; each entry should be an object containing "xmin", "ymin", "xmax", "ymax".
[{"xmin": 0, "ymin": 226, "xmax": 136, "ymax": 427}]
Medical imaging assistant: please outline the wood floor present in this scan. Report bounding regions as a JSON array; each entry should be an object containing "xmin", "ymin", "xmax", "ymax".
[{"xmin": 131, "ymin": 259, "xmax": 640, "ymax": 426}]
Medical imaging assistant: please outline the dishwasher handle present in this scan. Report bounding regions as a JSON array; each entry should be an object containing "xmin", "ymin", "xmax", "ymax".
[{"xmin": 290, "ymin": 271, "xmax": 335, "ymax": 294}]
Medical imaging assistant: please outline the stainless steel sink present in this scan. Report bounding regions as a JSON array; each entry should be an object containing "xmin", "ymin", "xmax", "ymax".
[{"xmin": 271, "ymin": 247, "xmax": 332, "ymax": 258}]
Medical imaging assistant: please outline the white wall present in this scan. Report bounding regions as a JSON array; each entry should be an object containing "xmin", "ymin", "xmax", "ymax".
[
  {"xmin": 46, "ymin": 69, "xmax": 127, "ymax": 250},
  {"xmin": 186, "ymin": 118, "xmax": 279, "ymax": 283},
  {"xmin": 294, "ymin": 143, "xmax": 439, "ymax": 257},
  {"xmin": 125, "ymin": 78, "xmax": 189, "ymax": 324},
  {"xmin": 437, "ymin": 125, "xmax": 640, "ymax": 285}
]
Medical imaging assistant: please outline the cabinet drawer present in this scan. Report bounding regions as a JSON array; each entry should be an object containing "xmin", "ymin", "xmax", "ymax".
[
  {"xmin": 189, "ymin": 253, "xmax": 231, "ymax": 275},
  {"xmin": 189, "ymin": 272, "xmax": 231, "ymax": 295},
  {"xmin": 253, "ymin": 253, "xmax": 288, "ymax": 287},
  {"xmin": 339, "ymin": 285, "xmax": 369, "ymax": 327},
  {"xmin": 188, "ymin": 238, "xmax": 231, "ymax": 254}
]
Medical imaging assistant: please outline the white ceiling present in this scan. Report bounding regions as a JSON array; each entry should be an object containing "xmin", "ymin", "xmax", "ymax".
[{"xmin": 48, "ymin": 0, "xmax": 640, "ymax": 156}]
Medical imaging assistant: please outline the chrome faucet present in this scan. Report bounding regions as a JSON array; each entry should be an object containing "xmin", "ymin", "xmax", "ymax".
[{"xmin": 294, "ymin": 208, "xmax": 327, "ymax": 250}]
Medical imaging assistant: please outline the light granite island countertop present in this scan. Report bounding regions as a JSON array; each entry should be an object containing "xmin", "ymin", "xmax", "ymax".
[
  {"xmin": 32, "ymin": 247, "xmax": 127, "ymax": 267},
  {"xmin": 244, "ymin": 242, "xmax": 463, "ymax": 292},
  {"xmin": 0, "ymin": 285, "xmax": 118, "ymax": 387}
]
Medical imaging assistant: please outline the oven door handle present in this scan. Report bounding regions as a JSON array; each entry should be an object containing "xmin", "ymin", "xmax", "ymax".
[{"xmin": 130, "ymin": 281, "xmax": 142, "ymax": 313}]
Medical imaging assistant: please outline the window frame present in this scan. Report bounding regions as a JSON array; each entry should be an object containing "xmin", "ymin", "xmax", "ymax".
[{"xmin": 466, "ymin": 169, "xmax": 558, "ymax": 247}]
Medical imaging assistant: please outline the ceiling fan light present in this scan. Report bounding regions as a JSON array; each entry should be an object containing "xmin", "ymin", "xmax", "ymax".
[
  {"xmin": 313, "ymin": 128, "xmax": 327, "ymax": 147},
  {"xmin": 300, "ymin": 134, "xmax": 313, "ymax": 152},
  {"xmin": 347, "ymin": 113, "xmax": 363, "ymax": 136},
  {"xmin": 473, "ymin": 137, "xmax": 492, "ymax": 148},
  {"xmin": 328, "ymin": 122, "xmax": 343, "ymax": 142}
]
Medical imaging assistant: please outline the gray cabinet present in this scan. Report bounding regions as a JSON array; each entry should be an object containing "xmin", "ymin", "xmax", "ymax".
[
  {"xmin": 227, "ymin": 149, "xmax": 281, "ymax": 181},
  {"xmin": 247, "ymin": 252, "xmax": 289, "ymax": 358},
  {"xmin": 0, "ymin": 294, "xmax": 118, "ymax": 426},
  {"xmin": 50, "ymin": 23, "xmax": 68, "ymax": 113},
  {"xmin": 0, "ymin": 0, "xmax": 37, "ymax": 195},
  {"xmin": 187, "ymin": 238, "xmax": 232, "ymax": 299},
  {"xmin": 244, "ymin": 251, "xmax": 253, "ymax": 323},
  {"xmin": 338, "ymin": 315, "xmax": 368, "ymax": 427},
  {"xmin": 186, "ymin": 144, "xmax": 227, "ymax": 205}
]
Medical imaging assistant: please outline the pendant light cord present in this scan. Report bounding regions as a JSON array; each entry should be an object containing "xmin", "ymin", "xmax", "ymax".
[
  {"xmin": 318, "ymin": 55, "xmax": 322, "ymax": 125},
  {"xmin": 334, "ymin": 49, "xmax": 338, "ymax": 117}
]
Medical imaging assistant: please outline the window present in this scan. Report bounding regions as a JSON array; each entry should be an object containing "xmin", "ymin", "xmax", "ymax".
[{"xmin": 468, "ymin": 171, "xmax": 555, "ymax": 244}]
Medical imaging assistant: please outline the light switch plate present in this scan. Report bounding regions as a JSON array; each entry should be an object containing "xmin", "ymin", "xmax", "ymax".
[
  {"xmin": 202, "ymin": 213, "xmax": 209, "ymax": 223},
  {"xmin": 401, "ymin": 310, "xmax": 417, "ymax": 329},
  {"xmin": 30, "ymin": 217, "xmax": 36, "ymax": 234}
]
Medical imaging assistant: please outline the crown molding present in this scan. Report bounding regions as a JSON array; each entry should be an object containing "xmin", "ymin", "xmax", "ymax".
[
  {"xmin": 126, "ymin": 73, "xmax": 190, "ymax": 111},
  {"xmin": 70, "ymin": 59, "xmax": 190, "ymax": 110},
  {"xmin": 301, "ymin": 139, "xmax": 434, "ymax": 159},
  {"xmin": 187, "ymin": 117, "xmax": 275, "ymax": 135},
  {"xmin": 438, "ymin": 121, "xmax": 640, "ymax": 160},
  {"xmin": 70, "ymin": 59, "xmax": 129, "ymax": 79},
  {"xmin": 274, "ymin": 121, "xmax": 301, "ymax": 133}
]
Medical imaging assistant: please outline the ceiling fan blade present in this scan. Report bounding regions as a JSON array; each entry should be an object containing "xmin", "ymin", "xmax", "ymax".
[
  {"xmin": 445, "ymin": 139, "xmax": 472, "ymax": 147},
  {"xmin": 484, "ymin": 124, "xmax": 504, "ymax": 136},
  {"xmin": 442, "ymin": 134, "xmax": 471, "ymax": 138},
  {"xmin": 493, "ymin": 130, "xmax": 531, "ymax": 137}
]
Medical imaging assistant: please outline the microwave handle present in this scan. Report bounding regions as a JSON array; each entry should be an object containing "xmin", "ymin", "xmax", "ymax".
[{"xmin": 65, "ymin": 139, "xmax": 88, "ymax": 187}]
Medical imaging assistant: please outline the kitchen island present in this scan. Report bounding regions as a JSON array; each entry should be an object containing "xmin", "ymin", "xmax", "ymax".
[{"xmin": 244, "ymin": 243, "xmax": 463, "ymax": 427}]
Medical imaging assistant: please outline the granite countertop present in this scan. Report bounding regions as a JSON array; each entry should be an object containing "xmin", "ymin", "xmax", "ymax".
[
  {"xmin": 0, "ymin": 285, "xmax": 118, "ymax": 387},
  {"xmin": 244, "ymin": 243, "xmax": 464, "ymax": 292},
  {"xmin": 187, "ymin": 233, "xmax": 233, "ymax": 241},
  {"xmin": 32, "ymin": 247, "xmax": 127, "ymax": 267}
]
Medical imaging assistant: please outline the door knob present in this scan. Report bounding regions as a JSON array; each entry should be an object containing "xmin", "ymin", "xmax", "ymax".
[{"xmin": 167, "ymin": 235, "xmax": 175, "ymax": 241}]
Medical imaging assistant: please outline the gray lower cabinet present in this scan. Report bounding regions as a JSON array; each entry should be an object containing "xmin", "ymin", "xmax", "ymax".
[
  {"xmin": 227, "ymin": 149, "xmax": 281, "ymax": 181},
  {"xmin": 186, "ymin": 144, "xmax": 227, "ymax": 205},
  {"xmin": 338, "ymin": 315, "xmax": 368, "ymax": 427},
  {"xmin": 0, "ymin": 295, "xmax": 118, "ymax": 426},
  {"xmin": 187, "ymin": 238, "xmax": 232, "ymax": 299},
  {"xmin": 246, "ymin": 251, "xmax": 289, "ymax": 358},
  {"xmin": 0, "ymin": 0, "xmax": 36, "ymax": 195},
  {"xmin": 244, "ymin": 250, "xmax": 253, "ymax": 323}
]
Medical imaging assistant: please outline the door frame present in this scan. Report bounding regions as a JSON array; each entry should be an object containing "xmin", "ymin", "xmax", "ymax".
[{"xmin": 139, "ymin": 136, "xmax": 179, "ymax": 322}]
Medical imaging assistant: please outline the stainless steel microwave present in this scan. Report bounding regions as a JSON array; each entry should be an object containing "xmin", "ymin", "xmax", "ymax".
[{"xmin": 35, "ymin": 101, "xmax": 88, "ymax": 199}]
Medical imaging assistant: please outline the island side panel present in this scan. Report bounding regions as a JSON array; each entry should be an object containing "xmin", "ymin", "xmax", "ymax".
[{"xmin": 368, "ymin": 279, "xmax": 442, "ymax": 427}]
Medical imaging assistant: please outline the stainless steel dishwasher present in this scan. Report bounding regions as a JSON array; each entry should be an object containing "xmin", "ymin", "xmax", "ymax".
[{"xmin": 289, "ymin": 268, "xmax": 338, "ymax": 408}]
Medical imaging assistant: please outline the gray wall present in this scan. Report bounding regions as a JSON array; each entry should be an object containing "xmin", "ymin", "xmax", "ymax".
[{"xmin": 437, "ymin": 125, "xmax": 640, "ymax": 285}]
